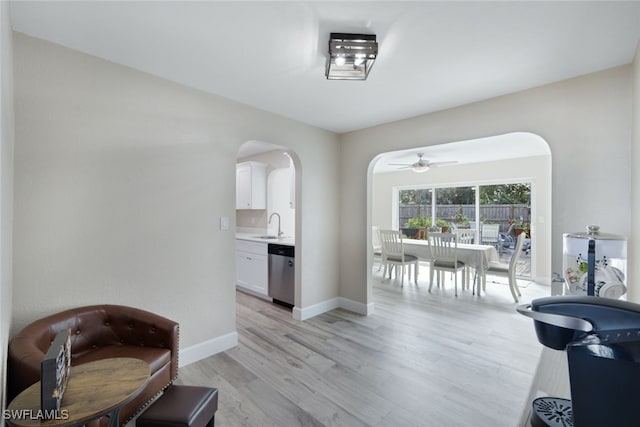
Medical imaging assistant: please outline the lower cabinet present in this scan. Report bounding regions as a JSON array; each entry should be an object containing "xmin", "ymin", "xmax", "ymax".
[{"xmin": 236, "ymin": 240, "xmax": 268, "ymax": 296}]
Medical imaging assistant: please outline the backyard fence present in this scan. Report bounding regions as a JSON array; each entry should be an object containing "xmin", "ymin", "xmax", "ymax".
[{"xmin": 399, "ymin": 204, "xmax": 530, "ymax": 232}]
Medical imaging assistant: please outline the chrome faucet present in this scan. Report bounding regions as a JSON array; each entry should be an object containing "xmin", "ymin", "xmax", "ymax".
[{"xmin": 269, "ymin": 212, "xmax": 283, "ymax": 238}]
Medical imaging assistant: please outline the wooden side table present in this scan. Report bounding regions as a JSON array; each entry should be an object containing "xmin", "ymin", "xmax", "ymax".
[{"xmin": 6, "ymin": 357, "xmax": 150, "ymax": 427}]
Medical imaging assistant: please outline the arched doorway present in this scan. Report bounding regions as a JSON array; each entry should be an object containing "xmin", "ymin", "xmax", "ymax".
[
  {"xmin": 367, "ymin": 132, "xmax": 552, "ymax": 303},
  {"xmin": 235, "ymin": 140, "xmax": 300, "ymax": 314}
]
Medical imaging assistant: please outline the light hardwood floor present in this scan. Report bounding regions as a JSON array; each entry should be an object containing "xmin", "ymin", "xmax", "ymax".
[{"xmin": 177, "ymin": 267, "xmax": 550, "ymax": 426}]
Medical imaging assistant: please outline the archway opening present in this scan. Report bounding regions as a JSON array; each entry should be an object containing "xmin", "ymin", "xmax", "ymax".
[
  {"xmin": 235, "ymin": 140, "xmax": 300, "ymax": 315},
  {"xmin": 367, "ymin": 132, "xmax": 552, "ymax": 305}
]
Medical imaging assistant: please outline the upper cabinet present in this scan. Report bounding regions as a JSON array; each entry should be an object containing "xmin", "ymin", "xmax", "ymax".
[{"xmin": 236, "ymin": 161, "xmax": 267, "ymax": 210}]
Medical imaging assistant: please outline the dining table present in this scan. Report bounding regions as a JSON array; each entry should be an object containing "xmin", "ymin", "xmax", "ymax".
[{"xmin": 402, "ymin": 238, "xmax": 500, "ymax": 294}]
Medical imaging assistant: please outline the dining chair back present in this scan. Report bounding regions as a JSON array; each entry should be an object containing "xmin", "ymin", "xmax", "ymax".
[
  {"xmin": 379, "ymin": 229, "xmax": 419, "ymax": 286},
  {"xmin": 426, "ymin": 232, "xmax": 466, "ymax": 296},
  {"xmin": 485, "ymin": 232, "xmax": 526, "ymax": 302},
  {"xmin": 372, "ymin": 226, "xmax": 383, "ymax": 271}
]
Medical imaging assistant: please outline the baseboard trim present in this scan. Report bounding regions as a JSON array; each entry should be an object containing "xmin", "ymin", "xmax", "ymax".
[
  {"xmin": 293, "ymin": 297, "xmax": 374, "ymax": 321},
  {"xmin": 339, "ymin": 297, "xmax": 375, "ymax": 316},
  {"xmin": 179, "ymin": 331, "xmax": 238, "ymax": 367}
]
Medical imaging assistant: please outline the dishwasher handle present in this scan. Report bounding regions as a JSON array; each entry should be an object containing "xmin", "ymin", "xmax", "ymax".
[{"xmin": 268, "ymin": 244, "xmax": 294, "ymax": 257}]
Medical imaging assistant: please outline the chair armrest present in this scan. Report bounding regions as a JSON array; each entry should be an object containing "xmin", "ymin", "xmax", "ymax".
[
  {"xmin": 7, "ymin": 337, "xmax": 46, "ymax": 401},
  {"xmin": 101, "ymin": 305, "xmax": 179, "ymax": 380}
]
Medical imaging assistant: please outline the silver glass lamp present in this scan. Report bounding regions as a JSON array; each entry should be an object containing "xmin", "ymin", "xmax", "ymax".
[{"xmin": 326, "ymin": 33, "xmax": 378, "ymax": 80}]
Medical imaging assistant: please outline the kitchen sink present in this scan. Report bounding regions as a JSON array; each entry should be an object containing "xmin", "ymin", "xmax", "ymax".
[{"xmin": 253, "ymin": 235, "xmax": 279, "ymax": 240}]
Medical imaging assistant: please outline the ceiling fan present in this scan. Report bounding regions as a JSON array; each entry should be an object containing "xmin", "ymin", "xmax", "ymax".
[{"xmin": 389, "ymin": 153, "xmax": 458, "ymax": 173}]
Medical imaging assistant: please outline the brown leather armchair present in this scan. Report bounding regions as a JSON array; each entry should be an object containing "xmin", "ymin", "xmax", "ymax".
[{"xmin": 7, "ymin": 304, "xmax": 179, "ymax": 426}]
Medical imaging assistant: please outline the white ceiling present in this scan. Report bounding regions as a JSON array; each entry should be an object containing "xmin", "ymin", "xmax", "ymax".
[
  {"xmin": 9, "ymin": 1, "xmax": 640, "ymax": 135},
  {"xmin": 373, "ymin": 132, "xmax": 551, "ymax": 173}
]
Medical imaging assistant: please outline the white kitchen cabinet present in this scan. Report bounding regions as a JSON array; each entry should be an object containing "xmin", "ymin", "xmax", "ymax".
[
  {"xmin": 235, "ymin": 240, "xmax": 268, "ymax": 296},
  {"xmin": 236, "ymin": 161, "xmax": 267, "ymax": 210}
]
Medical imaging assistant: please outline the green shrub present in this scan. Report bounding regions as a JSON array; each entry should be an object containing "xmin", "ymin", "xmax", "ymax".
[
  {"xmin": 405, "ymin": 215, "xmax": 432, "ymax": 228},
  {"xmin": 452, "ymin": 209, "xmax": 470, "ymax": 227},
  {"xmin": 436, "ymin": 218, "xmax": 450, "ymax": 227}
]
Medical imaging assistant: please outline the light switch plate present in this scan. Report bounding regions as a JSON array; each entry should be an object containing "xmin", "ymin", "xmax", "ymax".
[{"xmin": 219, "ymin": 216, "xmax": 229, "ymax": 231}]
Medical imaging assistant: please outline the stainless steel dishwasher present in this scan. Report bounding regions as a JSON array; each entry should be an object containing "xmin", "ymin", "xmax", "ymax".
[{"xmin": 268, "ymin": 244, "xmax": 295, "ymax": 308}]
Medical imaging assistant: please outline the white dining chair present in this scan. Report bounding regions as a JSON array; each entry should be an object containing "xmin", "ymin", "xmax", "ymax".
[
  {"xmin": 379, "ymin": 229, "xmax": 419, "ymax": 286},
  {"xmin": 455, "ymin": 229, "xmax": 476, "ymax": 287},
  {"xmin": 372, "ymin": 226, "xmax": 383, "ymax": 271},
  {"xmin": 426, "ymin": 232, "xmax": 465, "ymax": 296},
  {"xmin": 485, "ymin": 232, "xmax": 526, "ymax": 302}
]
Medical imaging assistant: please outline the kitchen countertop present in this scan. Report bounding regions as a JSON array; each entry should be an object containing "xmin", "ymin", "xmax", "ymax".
[{"xmin": 236, "ymin": 232, "xmax": 295, "ymax": 247}]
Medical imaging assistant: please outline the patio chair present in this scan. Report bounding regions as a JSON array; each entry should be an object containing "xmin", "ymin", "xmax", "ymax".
[
  {"xmin": 498, "ymin": 223, "xmax": 515, "ymax": 254},
  {"xmin": 481, "ymin": 223, "xmax": 500, "ymax": 248},
  {"xmin": 456, "ymin": 229, "xmax": 475, "ymax": 244}
]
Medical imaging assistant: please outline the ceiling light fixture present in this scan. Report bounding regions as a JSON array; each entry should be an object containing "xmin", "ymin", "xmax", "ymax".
[{"xmin": 326, "ymin": 33, "xmax": 378, "ymax": 80}]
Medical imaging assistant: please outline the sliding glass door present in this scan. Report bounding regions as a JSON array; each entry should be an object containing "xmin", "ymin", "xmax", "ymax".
[
  {"xmin": 435, "ymin": 186, "xmax": 475, "ymax": 232},
  {"xmin": 479, "ymin": 183, "xmax": 531, "ymax": 236},
  {"xmin": 398, "ymin": 182, "xmax": 531, "ymax": 277}
]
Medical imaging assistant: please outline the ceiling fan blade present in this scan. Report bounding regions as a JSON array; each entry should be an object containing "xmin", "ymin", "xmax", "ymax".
[
  {"xmin": 427, "ymin": 160, "xmax": 458, "ymax": 167},
  {"xmin": 388, "ymin": 163, "xmax": 412, "ymax": 166}
]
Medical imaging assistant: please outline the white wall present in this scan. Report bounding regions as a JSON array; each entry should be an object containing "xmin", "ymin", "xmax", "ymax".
[
  {"xmin": 11, "ymin": 34, "xmax": 341, "ymax": 359},
  {"xmin": 372, "ymin": 154, "xmax": 552, "ymax": 282},
  {"xmin": 340, "ymin": 66, "xmax": 632, "ymax": 304},
  {"xmin": 0, "ymin": 0, "xmax": 15, "ymax": 412},
  {"xmin": 7, "ymin": 27, "xmax": 639, "ymax": 377},
  {"xmin": 632, "ymin": 42, "xmax": 640, "ymax": 302}
]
